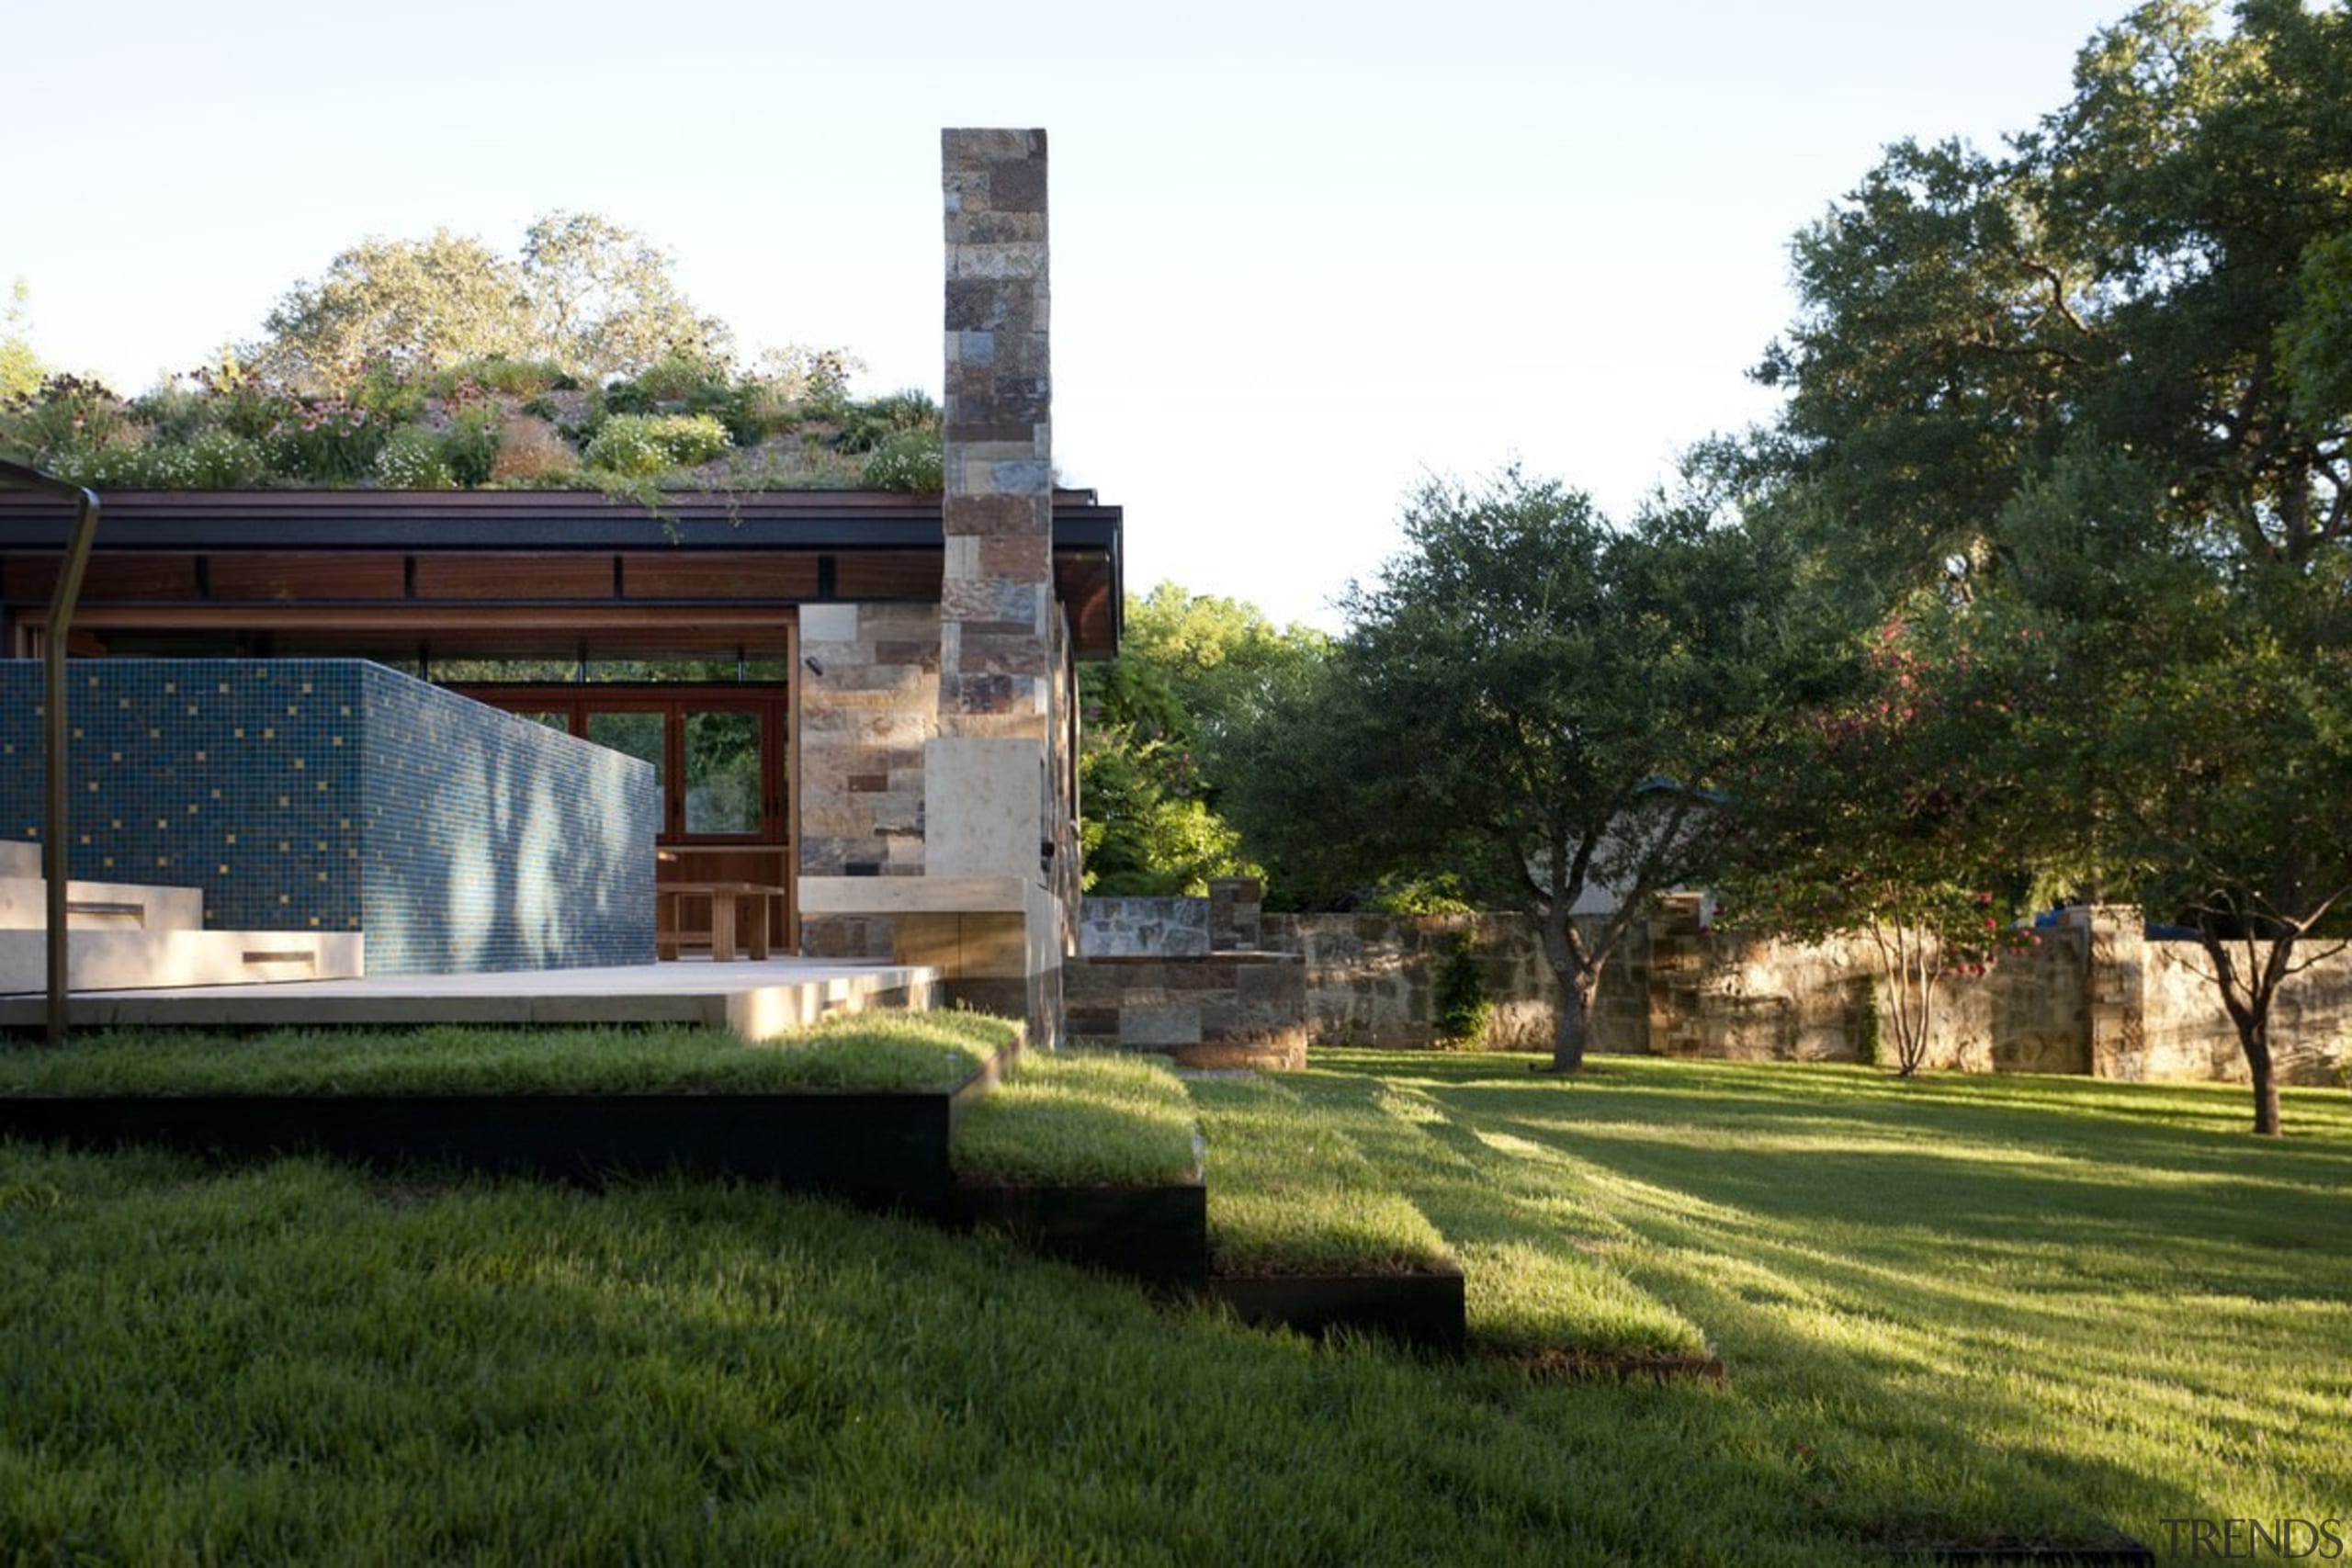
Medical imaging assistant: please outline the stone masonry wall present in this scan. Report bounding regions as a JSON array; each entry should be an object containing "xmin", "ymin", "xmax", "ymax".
[
  {"xmin": 1064, "ymin": 952, "xmax": 1309, "ymax": 1066},
  {"xmin": 795, "ymin": 604, "xmax": 940, "ymax": 961},
  {"xmin": 1258, "ymin": 912, "xmax": 1650, "ymax": 1051},
  {"xmin": 1643, "ymin": 912, "xmax": 2088, "ymax": 1075},
  {"xmin": 1242, "ymin": 898, "xmax": 2352, "ymax": 1084},
  {"xmin": 2139, "ymin": 939, "xmax": 2352, "ymax": 1087},
  {"xmin": 1080, "ymin": 897, "xmax": 1212, "ymax": 959}
]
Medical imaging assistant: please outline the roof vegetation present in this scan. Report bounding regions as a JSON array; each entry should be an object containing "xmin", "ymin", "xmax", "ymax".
[{"xmin": 0, "ymin": 211, "xmax": 944, "ymax": 497}]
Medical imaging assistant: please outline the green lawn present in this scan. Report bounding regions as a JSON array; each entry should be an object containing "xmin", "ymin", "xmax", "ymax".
[
  {"xmin": 0, "ymin": 1010, "xmax": 1017, "ymax": 1097},
  {"xmin": 952, "ymin": 1049, "xmax": 1200, "ymax": 1186},
  {"xmin": 2, "ymin": 1047, "xmax": 2344, "ymax": 1563}
]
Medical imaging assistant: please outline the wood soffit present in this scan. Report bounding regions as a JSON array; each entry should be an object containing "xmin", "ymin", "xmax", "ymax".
[{"xmin": 0, "ymin": 489, "xmax": 1125, "ymax": 654}]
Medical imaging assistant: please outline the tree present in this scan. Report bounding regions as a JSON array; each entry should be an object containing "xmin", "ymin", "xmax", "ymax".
[
  {"xmin": 1294, "ymin": 468, "xmax": 1791, "ymax": 1072},
  {"xmin": 253, "ymin": 231, "xmax": 534, "ymax": 390},
  {"xmin": 1, "ymin": 279, "xmax": 40, "ymax": 402},
  {"xmin": 1075, "ymin": 585, "xmax": 1327, "ymax": 898},
  {"xmin": 2005, "ymin": 457, "xmax": 2352, "ymax": 1134},
  {"xmin": 1717, "ymin": 603, "xmax": 2050, "ymax": 1076},
  {"xmin": 250, "ymin": 213, "xmax": 726, "ymax": 392},
  {"xmin": 520, "ymin": 211, "xmax": 729, "ymax": 382},
  {"xmin": 1744, "ymin": 0, "xmax": 2352, "ymax": 1130}
]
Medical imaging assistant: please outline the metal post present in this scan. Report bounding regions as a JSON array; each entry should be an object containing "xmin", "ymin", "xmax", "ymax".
[{"xmin": 0, "ymin": 460, "xmax": 102, "ymax": 1045}]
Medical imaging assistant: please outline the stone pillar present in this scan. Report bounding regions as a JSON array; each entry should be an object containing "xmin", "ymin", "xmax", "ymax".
[
  {"xmin": 1206, "ymin": 876, "xmax": 1262, "ymax": 952},
  {"xmin": 2063, "ymin": 905, "xmax": 2145, "ymax": 1080},
  {"xmin": 797, "ymin": 130, "xmax": 1071, "ymax": 1044},
  {"xmin": 939, "ymin": 128, "xmax": 1053, "ymax": 740},
  {"xmin": 920, "ymin": 129, "xmax": 1064, "ymax": 1042}
]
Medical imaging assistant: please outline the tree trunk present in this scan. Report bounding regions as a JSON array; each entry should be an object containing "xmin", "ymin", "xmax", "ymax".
[
  {"xmin": 1548, "ymin": 967, "xmax": 1596, "ymax": 1074},
  {"xmin": 1535, "ymin": 909, "xmax": 1594, "ymax": 1074},
  {"xmin": 2243, "ymin": 1019, "xmax": 2282, "ymax": 1137}
]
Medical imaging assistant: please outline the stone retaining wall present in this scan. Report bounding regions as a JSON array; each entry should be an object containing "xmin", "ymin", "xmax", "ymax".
[
  {"xmin": 1079, "ymin": 896, "xmax": 2352, "ymax": 1085},
  {"xmin": 1258, "ymin": 912, "xmax": 1649, "ymax": 1051},
  {"xmin": 1063, "ymin": 952, "xmax": 1308, "ymax": 1068}
]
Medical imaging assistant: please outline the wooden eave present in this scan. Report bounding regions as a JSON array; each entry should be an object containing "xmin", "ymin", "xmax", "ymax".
[{"xmin": 0, "ymin": 488, "xmax": 1125, "ymax": 656}]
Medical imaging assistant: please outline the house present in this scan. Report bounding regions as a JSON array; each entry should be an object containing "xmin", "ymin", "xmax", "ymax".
[{"xmin": 0, "ymin": 130, "xmax": 1117, "ymax": 1044}]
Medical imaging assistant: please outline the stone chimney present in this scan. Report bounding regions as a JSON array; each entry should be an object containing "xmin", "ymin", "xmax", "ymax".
[
  {"xmin": 938, "ymin": 128, "xmax": 1053, "ymax": 740},
  {"xmin": 795, "ymin": 129, "xmax": 1071, "ymax": 1043}
]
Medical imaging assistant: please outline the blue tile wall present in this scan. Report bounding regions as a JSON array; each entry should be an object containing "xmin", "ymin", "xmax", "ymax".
[{"xmin": 1, "ymin": 660, "xmax": 657, "ymax": 975}]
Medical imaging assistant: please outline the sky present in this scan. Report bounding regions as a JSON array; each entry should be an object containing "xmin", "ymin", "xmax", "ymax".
[{"xmin": 7, "ymin": 0, "xmax": 2139, "ymax": 630}]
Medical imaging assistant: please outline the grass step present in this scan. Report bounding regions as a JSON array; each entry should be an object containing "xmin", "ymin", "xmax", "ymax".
[
  {"xmin": 1185, "ymin": 1073, "xmax": 1454, "ymax": 1279},
  {"xmin": 1296, "ymin": 1055, "xmax": 1711, "ymax": 1363},
  {"xmin": 951, "ymin": 1049, "xmax": 1200, "ymax": 1188},
  {"xmin": 0, "ymin": 1013, "xmax": 1017, "ymax": 1098},
  {"xmin": 947, "ymin": 1050, "xmax": 1206, "ymax": 1289}
]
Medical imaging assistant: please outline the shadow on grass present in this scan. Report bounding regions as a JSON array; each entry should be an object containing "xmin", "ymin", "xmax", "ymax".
[
  {"xmin": 1295, "ymin": 1050, "xmax": 2352, "ymax": 1555},
  {"xmin": 2, "ymin": 1136, "xmax": 1898, "ymax": 1567}
]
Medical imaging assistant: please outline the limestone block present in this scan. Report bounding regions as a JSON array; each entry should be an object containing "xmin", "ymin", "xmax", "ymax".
[
  {"xmin": 1121, "ymin": 1001, "xmax": 1202, "ymax": 1048},
  {"xmin": 923, "ymin": 736, "xmax": 1044, "ymax": 880},
  {"xmin": 797, "ymin": 604, "xmax": 859, "ymax": 644}
]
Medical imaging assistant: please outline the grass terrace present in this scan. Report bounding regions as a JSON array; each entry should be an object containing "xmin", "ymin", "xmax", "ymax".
[
  {"xmin": 1275, "ymin": 1058, "xmax": 1710, "ymax": 1362},
  {"xmin": 1, "ymin": 1044, "xmax": 2344, "ymax": 1561},
  {"xmin": 0, "ymin": 1012, "xmax": 1018, "ymax": 1098},
  {"xmin": 951, "ymin": 1049, "xmax": 1199, "ymax": 1187},
  {"xmin": 1188, "ymin": 1073, "xmax": 1453, "ymax": 1278}
]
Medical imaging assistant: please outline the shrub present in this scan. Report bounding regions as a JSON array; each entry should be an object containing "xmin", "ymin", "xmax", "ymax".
[
  {"xmin": 1432, "ymin": 931, "xmax": 1492, "ymax": 1047},
  {"xmin": 36, "ymin": 442, "xmax": 145, "ymax": 488},
  {"xmin": 861, "ymin": 428, "xmax": 943, "ymax": 492},
  {"xmin": 263, "ymin": 398, "xmax": 386, "ymax": 482},
  {"xmin": 628, "ymin": 353, "xmax": 729, "ymax": 405},
  {"xmin": 4, "ymin": 372, "xmax": 130, "ymax": 459},
  {"xmin": 350, "ymin": 368, "xmax": 427, "ymax": 426},
  {"xmin": 128, "ymin": 383, "xmax": 220, "ymax": 446},
  {"xmin": 488, "ymin": 415, "xmax": 577, "ymax": 483},
  {"xmin": 839, "ymin": 387, "xmax": 939, "ymax": 453},
  {"xmin": 440, "ymin": 356, "xmax": 571, "ymax": 397},
  {"xmin": 1363, "ymin": 874, "xmax": 1477, "ymax": 915},
  {"xmin": 373, "ymin": 426, "xmax": 455, "ymax": 490},
  {"xmin": 441, "ymin": 402, "xmax": 503, "ymax": 486},
  {"xmin": 583, "ymin": 412, "xmax": 729, "ymax": 477},
  {"xmin": 173, "ymin": 430, "xmax": 269, "ymax": 489}
]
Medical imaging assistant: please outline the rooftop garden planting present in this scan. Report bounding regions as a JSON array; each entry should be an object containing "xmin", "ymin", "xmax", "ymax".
[
  {"xmin": 0, "ymin": 212, "xmax": 945, "ymax": 497},
  {"xmin": 0, "ymin": 355, "xmax": 944, "ymax": 499},
  {"xmin": 951, "ymin": 1049, "xmax": 1200, "ymax": 1187},
  {"xmin": 0, "ymin": 1011, "xmax": 1017, "ymax": 1099}
]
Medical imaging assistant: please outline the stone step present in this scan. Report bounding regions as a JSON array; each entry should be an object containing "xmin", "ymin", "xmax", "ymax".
[
  {"xmin": 0, "ymin": 874, "xmax": 206, "ymax": 934},
  {"xmin": 0, "ymin": 930, "xmax": 364, "ymax": 995}
]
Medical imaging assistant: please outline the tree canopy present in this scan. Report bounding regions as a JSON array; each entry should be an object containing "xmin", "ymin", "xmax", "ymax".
[
  {"xmin": 0, "ymin": 280, "xmax": 39, "ymax": 403},
  {"xmin": 1246, "ymin": 469, "xmax": 1793, "ymax": 1070},
  {"xmin": 1076, "ymin": 586, "xmax": 1329, "ymax": 897},
  {"xmin": 251, "ymin": 211, "xmax": 727, "ymax": 392},
  {"xmin": 1739, "ymin": 0, "xmax": 2352, "ymax": 1130}
]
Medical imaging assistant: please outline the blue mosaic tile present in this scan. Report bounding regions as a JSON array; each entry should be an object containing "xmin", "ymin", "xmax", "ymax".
[{"xmin": 1, "ymin": 660, "xmax": 657, "ymax": 976}]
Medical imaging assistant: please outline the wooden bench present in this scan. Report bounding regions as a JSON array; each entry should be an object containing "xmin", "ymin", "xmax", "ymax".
[{"xmin": 656, "ymin": 883, "xmax": 790, "ymax": 962}]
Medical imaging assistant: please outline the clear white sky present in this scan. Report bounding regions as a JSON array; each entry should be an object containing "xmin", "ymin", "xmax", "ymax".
[{"xmin": 7, "ymin": 0, "xmax": 2134, "ymax": 630}]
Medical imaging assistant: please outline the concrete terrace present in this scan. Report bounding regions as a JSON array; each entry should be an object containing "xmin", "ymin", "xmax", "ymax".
[{"xmin": 0, "ymin": 957, "xmax": 941, "ymax": 1039}]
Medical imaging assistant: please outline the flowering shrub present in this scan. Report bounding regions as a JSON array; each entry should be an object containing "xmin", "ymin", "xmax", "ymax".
[
  {"xmin": 860, "ymin": 429, "xmax": 943, "ymax": 492},
  {"xmin": 262, "ymin": 398, "xmax": 385, "ymax": 482},
  {"xmin": 582, "ymin": 412, "xmax": 729, "ymax": 477},
  {"xmin": 374, "ymin": 426, "xmax": 455, "ymax": 490},
  {"xmin": 3, "ymin": 344, "xmax": 925, "ymax": 493},
  {"xmin": 441, "ymin": 402, "xmax": 503, "ymax": 487}
]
